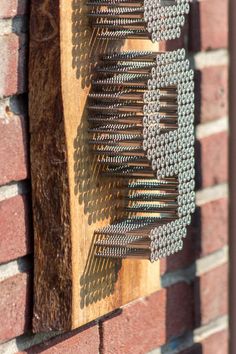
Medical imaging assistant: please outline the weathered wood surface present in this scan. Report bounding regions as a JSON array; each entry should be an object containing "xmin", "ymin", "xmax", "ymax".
[
  {"xmin": 29, "ymin": 0, "xmax": 72, "ymax": 331},
  {"xmin": 30, "ymin": 0, "xmax": 160, "ymax": 332}
]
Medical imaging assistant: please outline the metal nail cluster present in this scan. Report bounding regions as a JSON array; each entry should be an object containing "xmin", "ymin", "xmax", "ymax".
[
  {"xmin": 87, "ymin": 49, "xmax": 195, "ymax": 262},
  {"xmin": 87, "ymin": 0, "xmax": 190, "ymax": 42}
]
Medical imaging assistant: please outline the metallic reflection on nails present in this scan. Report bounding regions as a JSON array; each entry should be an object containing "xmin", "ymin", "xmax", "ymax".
[{"xmin": 88, "ymin": 49, "xmax": 195, "ymax": 262}]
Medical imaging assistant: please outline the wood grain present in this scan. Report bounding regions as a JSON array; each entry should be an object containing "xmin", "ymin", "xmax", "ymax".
[
  {"xmin": 29, "ymin": 0, "xmax": 72, "ymax": 331},
  {"xmin": 30, "ymin": 0, "xmax": 161, "ymax": 332}
]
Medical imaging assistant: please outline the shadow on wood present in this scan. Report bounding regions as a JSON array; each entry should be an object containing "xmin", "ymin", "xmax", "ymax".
[{"xmin": 72, "ymin": 0, "xmax": 124, "ymax": 309}]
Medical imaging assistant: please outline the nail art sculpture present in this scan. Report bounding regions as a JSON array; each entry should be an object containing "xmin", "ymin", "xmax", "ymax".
[{"xmin": 88, "ymin": 49, "xmax": 195, "ymax": 262}]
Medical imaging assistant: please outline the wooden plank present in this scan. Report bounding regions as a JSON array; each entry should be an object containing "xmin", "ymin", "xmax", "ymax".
[{"xmin": 29, "ymin": 0, "xmax": 160, "ymax": 332}]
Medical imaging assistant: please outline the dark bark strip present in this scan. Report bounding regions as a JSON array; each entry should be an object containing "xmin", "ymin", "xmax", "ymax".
[{"xmin": 29, "ymin": 0, "xmax": 72, "ymax": 331}]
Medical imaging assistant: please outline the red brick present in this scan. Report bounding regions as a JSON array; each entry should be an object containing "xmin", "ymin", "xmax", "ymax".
[
  {"xmin": 196, "ymin": 132, "xmax": 228, "ymax": 189},
  {"xmin": 22, "ymin": 325, "xmax": 100, "ymax": 354},
  {"xmin": 0, "ymin": 113, "xmax": 28, "ymax": 185},
  {"xmin": 199, "ymin": 198, "xmax": 228, "ymax": 257},
  {"xmin": 0, "ymin": 195, "xmax": 32, "ymax": 264},
  {"xmin": 201, "ymin": 329, "xmax": 228, "ymax": 354},
  {"xmin": 195, "ymin": 264, "xmax": 228, "ymax": 326},
  {"xmin": 195, "ymin": 66, "xmax": 228, "ymax": 124},
  {"xmin": 101, "ymin": 283, "xmax": 194, "ymax": 354},
  {"xmin": 0, "ymin": 34, "xmax": 27, "ymax": 98},
  {"xmin": 0, "ymin": 272, "xmax": 32, "ymax": 342},
  {"xmin": 0, "ymin": 0, "xmax": 28, "ymax": 19},
  {"xmin": 179, "ymin": 330, "xmax": 228, "ymax": 354},
  {"xmin": 189, "ymin": 0, "xmax": 228, "ymax": 52}
]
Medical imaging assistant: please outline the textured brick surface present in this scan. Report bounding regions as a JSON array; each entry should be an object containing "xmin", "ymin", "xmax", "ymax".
[
  {"xmin": 101, "ymin": 283, "xmax": 194, "ymax": 354},
  {"xmin": 196, "ymin": 132, "xmax": 228, "ymax": 189},
  {"xmin": 195, "ymin": 264, "xmax": 228, "ymax": 326},
  {"xmin": 0, "ymin": 0, "xmax": 28, "ymax": 18},
  {"xmin": 179, "ymin": 330, "xmax": 228, "ymax": 354},
  {"xmin": 0, "ymin": 113, "xmax": 28, "ymax": 185},
  {"xmin": 0, "ymin": 195, "xmax": 31, "ymax": 264},
  {"xmin": 0, "ymin": 34, "xmax": 27, "ymax": 98},
  {"xmin": 195, "ymin": 66, "xmax": 228, "ymax": 124},
  {"xmin": 0, "ymin": 273, "xmax": 32, "ymax": 342},
  {"xmin": 23, "ymin": 325, "xmax": 100, "ymax": 354},
  {"xmin": 189, "ymin": 0, "xmax": 228, "ymax": 52},
  {"xmin": 201, "ymin": 329, "xmax": 228, "ymax": 354},
  {"xmin": 198, "ymin": 198, "xmax": 228, "ymax": 257}
]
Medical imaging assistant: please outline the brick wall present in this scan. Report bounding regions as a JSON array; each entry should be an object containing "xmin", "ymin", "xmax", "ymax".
[{"xmin": 0, "ymin": 0, "xmax": 229, "ymax": 353}]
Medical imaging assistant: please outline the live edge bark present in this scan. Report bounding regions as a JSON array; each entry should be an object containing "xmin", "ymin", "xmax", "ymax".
[
  {"xmin": 29, "ymin": 0, "xmax": 72, "ymax": 331},
  {"xmin": 29, "ymin": 0, "xmax": 161, "ymax": 332}
]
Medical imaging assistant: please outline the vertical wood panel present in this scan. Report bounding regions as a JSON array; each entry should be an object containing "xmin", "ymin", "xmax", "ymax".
[{"xmin": 30, "ymin": 0, "xmax": 160, "ymax": 331}]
